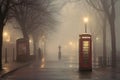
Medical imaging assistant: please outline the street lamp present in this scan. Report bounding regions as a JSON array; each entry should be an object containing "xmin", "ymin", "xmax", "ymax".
[
  {"xmin": 3, "ymin": 32, "xmax": 10, "ymax": 42},
  {"xmin": 93, "ymin": 36, "xmax": 99, "ymax": 66},
  {"xmin": 3, "ymin": 32, "xmax": 10, "ymax": 63},
  {"xmin": 83, "ymin": 17, "xmax": 89, "ymax": 33},
  {"xmin": 42, "ymin": 35, "xmax": 46, "ymax": 58}
]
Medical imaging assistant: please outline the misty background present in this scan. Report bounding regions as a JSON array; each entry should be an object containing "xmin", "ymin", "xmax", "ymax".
[
  {"xmin": 2, "ymin": 0, "xmax": 120, "ymax": 63},
  {"xmin": 45, "ymin": 0, "xmax": 120, "ymax": 61}
]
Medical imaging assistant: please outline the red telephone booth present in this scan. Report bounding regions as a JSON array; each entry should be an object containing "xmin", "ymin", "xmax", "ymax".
[
  {"xmin": 79, "ymin": 33, "xmax": 92, "ymax": 71},
  {"xmin": 16, "ymin": 38, "xmax": 30, "ymax": 62}
]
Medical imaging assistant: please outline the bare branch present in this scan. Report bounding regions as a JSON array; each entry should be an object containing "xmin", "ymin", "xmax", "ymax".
[{"xmin": 86, "ymin": 0, "xmax": 104, "ymax": 11}]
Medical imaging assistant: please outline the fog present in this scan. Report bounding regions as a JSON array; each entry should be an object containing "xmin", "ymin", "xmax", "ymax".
[
  {"xmin": 2, "ymin": 0, "xmax": 120, "ymax": 63},
  {"xmin": 46, "ymin": 0, "xmax": 120, "ymax": 61}
]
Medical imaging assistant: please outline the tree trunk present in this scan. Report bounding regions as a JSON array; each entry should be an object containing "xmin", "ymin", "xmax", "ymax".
[
  {"xmin": 107, "ymin": 0, "xmax": 116, "ymax": 68},
  {"xmin": 110, "ymin": 20, "xmax": 116, "ymax": 68},
  {"xmin": 0, "ymin": 24, "xmax": 4, "ymax": 70},
  {"xmin": 102, "ymin": 16, "xmax": 107, "ymax": 67},
  {"xmin": 33, "ymin": 35, "xmax": 39, "ymax": 60},
  {"xmin": 33, "ymin": 39, "xmax": 37, "ymax": 59},
  {"xmin": 21, "ymin": 26, "xmax": 29, "ymax": 39}
]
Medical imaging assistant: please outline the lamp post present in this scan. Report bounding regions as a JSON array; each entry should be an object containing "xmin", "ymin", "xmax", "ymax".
[
  {"xmin": 58, "ymin": 45, "xmax": 61, "ymax": 60},
  {"xmin": 83, "ymin": 17, "xmax": 88, "ymax": 33},
  {"xmin": 93, "ymin": 36, "xmax": 99, "ymax": 66},
  {"xmin": 3, "ymin": 32, "xmax": 10, "ymax": 63},
  {"xmin": 42, "ymin": 35, "xmax": 46, "ymax": 58}
]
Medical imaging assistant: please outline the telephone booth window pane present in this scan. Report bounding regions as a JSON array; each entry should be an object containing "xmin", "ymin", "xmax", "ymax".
[
  {"xmin": 83, "ymin": 41, "xmax": 89, "ymax": 47},
  {"xmin": 83, "ymin": 41, "xmax": 89, "ymax": 64}
]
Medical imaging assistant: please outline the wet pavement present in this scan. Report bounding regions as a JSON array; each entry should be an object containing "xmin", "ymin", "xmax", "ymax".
[
  {"xmin": 0, "ymin": 55, "xmax": 120, "ymax": 80},
  {"xmin": 0, "ymin": 62, "xmax": 31, "ymax": 78}
]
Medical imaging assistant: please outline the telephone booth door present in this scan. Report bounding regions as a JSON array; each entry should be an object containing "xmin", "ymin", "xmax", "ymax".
[{"xmin": 79, "ymin": 34, "xmax": 92, "ymax": 71}]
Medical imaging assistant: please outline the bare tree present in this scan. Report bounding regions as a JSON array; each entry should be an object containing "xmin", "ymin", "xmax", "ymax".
[
  {"xmin": 0, "ymin": 0, "xmax": 29, "ymax": 70},
  {"xmin": 86, "ymin": 0, "xmax": 118, "ymax": 67},
  {"xmin": 99, "ymin": 13, "xmax": 107, "ymax": 67},
  {"xmin": 12, "ymin": 0, "xmax": 57, "ymax": 38},
  {"xmin": 10, "ymin": 0, "xmax": 39, "ymax": 39},
  {"xmin": 11, "ymin": 0, "xmax": 57, "ymax": 59}
]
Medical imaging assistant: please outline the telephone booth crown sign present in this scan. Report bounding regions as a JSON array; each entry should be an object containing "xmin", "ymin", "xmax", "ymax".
[{"xmin": 79, "ymin": 33, "xmax": 92, "ymax": 71}]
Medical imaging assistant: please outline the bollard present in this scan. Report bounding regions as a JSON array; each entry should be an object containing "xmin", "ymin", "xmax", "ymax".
[{"xmin": 5, "ymin": 48, "xmax": 8, "ymax": 63}]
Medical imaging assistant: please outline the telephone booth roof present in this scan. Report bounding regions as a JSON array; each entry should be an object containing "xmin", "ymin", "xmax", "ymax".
[{"xmin": 79, "ymin": 33, "xmax": 91, "ymax": 38}]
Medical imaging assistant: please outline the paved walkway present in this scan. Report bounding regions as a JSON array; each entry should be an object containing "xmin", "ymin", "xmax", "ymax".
[
  {"xmin": 0, "ymin": 61, "xmax": 31, "ymax": 78},
  {"xmin": 0, "ymin": 55, "xmax": 120, "ymax": 80}
]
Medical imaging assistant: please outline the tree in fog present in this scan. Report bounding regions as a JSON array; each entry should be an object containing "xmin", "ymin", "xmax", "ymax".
[
  {"xmin": 94, "ymin": 13, "xmax": 107, "ymax": 67},
  {"xmin": 0, "ymin": 0, "xmax": 29, "ymax": 70},
  {"xmin": 31, "ymin": 10, "xmax": 57, "ymax": 57},
  {"xmin": 100, "ymin": 14, "xmax": 107, "ymax": 67},
  {"xmin": 86, "ymin": 0, "xmax": 118, "ymax": 67},
  {"xmin": 11, "ymin": 0, "xmax": 57, "ymax": 57},
  {"xmin": 11, "ymin": 0, "xmax": 40, "ymax": 39}
]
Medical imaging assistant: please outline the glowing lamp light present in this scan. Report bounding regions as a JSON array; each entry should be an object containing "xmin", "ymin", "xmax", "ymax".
[
  {"xmin": 6, "ymin": 39, "xmax": 10, "ymax": 42},
  {"xmin": 40, "ymin": 63, "xmax": 45, "ymax": 68},
  {"xmin": 96, "ymin": 37, "xmax": 99, "ymax": 40},
  {"xmin": 83, "ymin": 17, "xmax": 89, "ymax": 23},
  {"xmin": 69, "ymin": 41, "xmax": 73, "ymax": 46},
  {"xmin": 3, "ymin": 32, "xmax": 8, "ymax": 37},
  {"xmin": 29, "ymin": 39, "xmax": 32, "ymax": 43}
]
